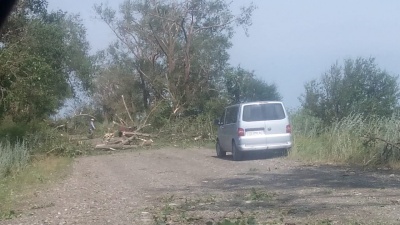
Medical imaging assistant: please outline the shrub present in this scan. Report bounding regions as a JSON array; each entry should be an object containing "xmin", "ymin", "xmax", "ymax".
[{"xmin": 0, "ymin": 139, "xmax": 30, "ymax": 177}]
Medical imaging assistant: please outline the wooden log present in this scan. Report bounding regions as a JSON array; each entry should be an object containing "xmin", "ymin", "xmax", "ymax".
[
  {"xmin": 109, "ymin": 139, "xmax": 123, "ymax": 144},
  {"xmin": 122, "ymin": 131, "xmax": 157, "ymax": 138},
  {"xmin": 95, "ymin": 144, "xmax": 138, "ymax": 150},
  {"xmin": 121, "ymin": 135, "xmax": 137, "ymax": 145}
]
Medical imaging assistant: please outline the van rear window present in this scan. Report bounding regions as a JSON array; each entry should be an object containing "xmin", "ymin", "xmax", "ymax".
[{"xmin": 242, "ymin": 103, "xmax": 286, "ymax": 122}]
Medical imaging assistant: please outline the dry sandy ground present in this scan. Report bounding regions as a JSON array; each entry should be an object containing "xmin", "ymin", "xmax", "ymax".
[{"xmin": 2, "ymin": 147, "xmax": 400, "ymax": 225}]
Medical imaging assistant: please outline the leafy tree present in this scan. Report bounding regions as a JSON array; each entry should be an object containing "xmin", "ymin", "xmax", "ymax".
[
  {"xmin": 94, "ymin": 0, "xmax": 256, "ymax": 118},
  {"xmin": 300, "ymin": 57, "xmax": 399, "ymax": 124},
  {"xmin": 0, "ymin": 0, "xmax": 93, "ymax": 122},
  {"xmin": 92, "ymin": 46, "xmax": 145, "ymax": 122},
  {"xmin": 225, "ymin": 67, "xmax": 281, "ymax": 104}
]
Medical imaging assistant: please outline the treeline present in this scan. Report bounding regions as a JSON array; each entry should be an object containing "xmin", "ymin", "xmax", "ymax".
[
  {"xmin": 0, "ymin": 0, "xmax": 280, "ymax": 176},
  {"xmin": 92, "ymin": 0, "xmax": 279, "ymax": 127},
  {"xmin": 0, "ymin": 0, "xmax": 93, "ymax": 177},
  {"xmin": 0, "ymin": 0, "xmax": 92, "ymax": 122},
  {"xmin": 1, "ymin": 0, "xmax": 281, "ymax": 130}
]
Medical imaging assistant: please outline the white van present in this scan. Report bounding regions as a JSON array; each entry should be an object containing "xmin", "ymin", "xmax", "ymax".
[{"xmin": 214, "ymin": 101, "xmax": 292, "ymax": 161}]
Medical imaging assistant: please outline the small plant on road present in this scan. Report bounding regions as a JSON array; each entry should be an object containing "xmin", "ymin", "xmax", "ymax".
[
  {"xmin": 209, "ymin": 217, "xmax": 257, "ymax": 225},
  {"xmin": 248, "ymin": 188, "xmax": 276, "ymax": 201}
]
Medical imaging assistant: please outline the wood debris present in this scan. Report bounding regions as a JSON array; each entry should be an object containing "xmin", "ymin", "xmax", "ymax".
[{"xmin": 95, "ymin": 124, "xmax": 156, "ymax": 151}]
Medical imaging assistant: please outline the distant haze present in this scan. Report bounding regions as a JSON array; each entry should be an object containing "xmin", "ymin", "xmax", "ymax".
[{"xmin": 48, "ymin": 0, "xmax": 400, "ymax": 109}]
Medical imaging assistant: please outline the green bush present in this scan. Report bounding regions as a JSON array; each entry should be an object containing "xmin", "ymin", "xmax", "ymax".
[
  {"xmin": 148, "ymin": 101, "xmax": 173, "ymax": 129},
  {"xmin": 0, "ymin": 117, "xmax": 30, "ymax": 143}
]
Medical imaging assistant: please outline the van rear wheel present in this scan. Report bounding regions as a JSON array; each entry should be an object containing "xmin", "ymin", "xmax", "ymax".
[
  {"xmin": 216, "ymin": 140, "xmax": 226, "ymax": 158},
  {"xmin": 232, "ymin": 141, "xmax": 242, "ymax": 161}
]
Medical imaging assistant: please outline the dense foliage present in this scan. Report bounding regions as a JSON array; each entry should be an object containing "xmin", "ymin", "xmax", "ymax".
[
  {"xmin": 0, "ymin": 0, "xmax": 92, "ymax": 122},
  {"xmin": 0, "ymin": 0, "xmax": 94, "ymax": 177},
  {"xmin": 300, "ymin": 57, "xmax": 399, "ymax": 125},
  {"xmin": 93, "ymin": 0, "xmax": 280, "ymax": 123},
  {"xmin": 293, "ymin": 58, "xmax": 400, "ymax": 167}
]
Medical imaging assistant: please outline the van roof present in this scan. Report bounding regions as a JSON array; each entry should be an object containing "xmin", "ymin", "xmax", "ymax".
[{"xmin": 226, "ymin": 101, "xmax": 284, "ymax": 107}]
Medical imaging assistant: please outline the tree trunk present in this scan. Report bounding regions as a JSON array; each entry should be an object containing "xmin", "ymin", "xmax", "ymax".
[{"xmin": 138, "ymin": 70, "xmax": 149, "ymax": 110}]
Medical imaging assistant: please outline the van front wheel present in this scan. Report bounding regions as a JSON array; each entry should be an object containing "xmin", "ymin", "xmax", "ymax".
[{"xmin": 232, "ymin": 141, "xmax": 242, "ymax": 161}]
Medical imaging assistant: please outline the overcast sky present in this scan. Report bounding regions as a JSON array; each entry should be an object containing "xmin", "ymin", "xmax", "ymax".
[{"xmin": 48, "ymin": 0, "xmax": 400, "ymax": 109}]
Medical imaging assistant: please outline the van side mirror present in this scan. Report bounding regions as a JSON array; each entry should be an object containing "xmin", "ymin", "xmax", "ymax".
[{"xmin": 214, "ymin": 119, "xmax": 223, "ymax": 126}]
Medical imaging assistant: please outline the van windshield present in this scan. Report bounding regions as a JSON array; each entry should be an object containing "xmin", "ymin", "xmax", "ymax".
[{"xmin": 242, "ymin": 103, "xmax": 285, "ymax": 122}]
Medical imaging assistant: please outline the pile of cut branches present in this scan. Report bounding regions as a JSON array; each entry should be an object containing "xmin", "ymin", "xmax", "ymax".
[{"xmin": 95, "ymin": 119, "xmax": 156, "ymax": 151}]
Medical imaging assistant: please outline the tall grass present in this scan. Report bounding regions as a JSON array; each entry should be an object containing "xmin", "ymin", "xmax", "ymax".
[
  {"xmin": 0, "ymin": 118, "xmax": 86, "ymax": 217},
  {"xmin": 290, "ymin": 111, "xmax": 400, "ymax": 166},
  {"xmin": 0, "ymin": 120, "xmax": 91, "ymax": 179},
  {"xmin": 0, "ymin": 139, "xmax": 30, "ymax": 177}
]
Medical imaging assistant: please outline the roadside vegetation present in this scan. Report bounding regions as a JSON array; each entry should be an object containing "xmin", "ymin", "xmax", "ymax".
[
  {"xmin": 291, "ymin": 111, "xmax": 400, "ymax": 167},
  {"xmin": 1, "ymin": 0, "xmax": 400, "ymax": 223},
  {"xmin": 290, "ymin": 58, "xmax": 400, "ymax": 168}
]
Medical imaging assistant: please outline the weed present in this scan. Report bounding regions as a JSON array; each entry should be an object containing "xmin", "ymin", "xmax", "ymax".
[
  {"xmin": 320, "ymin": 189, "xmax": 333, "ymax": 195},
  {"xmin": 0, "ymin": 139, "xmax": 30, "ymax": 178},
  {"xmin": 248, "ymin": 188, "xmax": 276, "ymax": 201},
  {"xmin": 0, "ymin": 210, "xmax": 17, "ymax": 220},
  {"xmin": 318, "ymin": 219, "xmax": 333, "ymax": 225},
  {"xmin": 212, "ymin": 217, "xmax": 257, "ymax": 225}
]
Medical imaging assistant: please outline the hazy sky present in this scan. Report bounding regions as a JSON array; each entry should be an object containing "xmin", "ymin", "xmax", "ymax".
[{"xmin": 48, "ymin": 0, "xmax": 400, "ymax": 109}]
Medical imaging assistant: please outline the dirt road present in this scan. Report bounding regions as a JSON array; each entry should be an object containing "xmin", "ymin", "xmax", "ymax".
[{"xmin": 3, "ymin": 147, "xmax": 400, "ymax": 225}]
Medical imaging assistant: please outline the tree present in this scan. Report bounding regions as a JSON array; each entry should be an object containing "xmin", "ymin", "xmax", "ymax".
[
  {"xmin": 225, "ymin": 66, "xmax": 281, "ymax": 104},
  {"xmin": 0, "ymin": 0, "xmax": 93, "ymax": 121},
  {"xmin": 94, "ymin": 0, "xmax": 256, "ymax": 117},
  {"xmin": 92, "ymin": 46, "xmax": 145, "ymax": 121},
  {"xmin": 300, "ymin": 57, "xmax": 399, "ymax": 124}
]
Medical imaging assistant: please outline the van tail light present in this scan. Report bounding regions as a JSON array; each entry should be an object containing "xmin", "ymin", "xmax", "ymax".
[
  {"xmin": 238, "ymin": 128, "xmax": 245, "ymax": 136},
  {"xmin": 286, "ymin": 125, "xmax": 292, "ymax": 133}
]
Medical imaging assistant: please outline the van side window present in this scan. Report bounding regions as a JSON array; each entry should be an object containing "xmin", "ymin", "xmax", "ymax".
[{"xmin": 225, "ymin": 106, "xmax": 239, "ymax": 124}]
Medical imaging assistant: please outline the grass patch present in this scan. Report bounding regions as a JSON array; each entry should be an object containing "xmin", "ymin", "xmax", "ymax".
[
  {"xmin": 290, "ymin": 112, "xmax": 400, "ymax": 167},
  {"xmin": 150, "ymin": 189, "xmax": 283, "ymax": 225},
  {"xmin": 0, "ymin": 156, "xmax": 72, "ymax": 219},
  {"xmin": 152, "ymin": 195, "xmax": 258, "ymax": 225},
  {"xmin": 247, "ymin": 188, "xmax": 277, "ymax": 202},
  {"xmin": 149, "ymin": 191, "xmax": 373, "ymax": 225}
]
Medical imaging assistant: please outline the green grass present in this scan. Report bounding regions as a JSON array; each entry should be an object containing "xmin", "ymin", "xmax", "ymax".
[
  {"xmin": 290, "ymin": 112, "xmax": 400, "ymax": 167},
  {"xmin": 0, "ymin": 156, "xmax": 72, "ymax": 219},
  {"xmin": 247, "ymin": 188, "xmax": 277, "ymax": 202},
  {"xmin": 0, "ymin": 120, "xmax": 90, "ymax": 219},
  {"xmin": 152, "ymin": 193, "xmax": 259, "ymax": 225}
]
